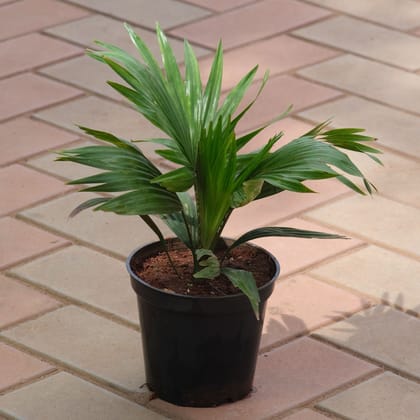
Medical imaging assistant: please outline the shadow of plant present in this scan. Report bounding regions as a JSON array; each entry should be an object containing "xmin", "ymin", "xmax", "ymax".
[
  {"xmin": 309, "ymin": 292, "xmax": 420, "ymax": 381},
  {"xmin": 259, "ymin": 275, "xmax": 372, "ymax": 353}
]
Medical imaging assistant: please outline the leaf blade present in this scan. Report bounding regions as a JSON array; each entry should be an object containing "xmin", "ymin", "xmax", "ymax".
[{"xmin": 221, "ymin": 267, "xmax": 260, "ymax": 319}]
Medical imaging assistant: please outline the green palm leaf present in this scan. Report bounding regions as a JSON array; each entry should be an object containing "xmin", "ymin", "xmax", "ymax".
[
  {"xmin": 57, "ymin": 23, "xmax": 382, "ymax": 318},
  {"xmin": 228, "ymin": 227, "xmax": 346, "ymax": 252},
  {"xmin": 221, "ymin": 268, "xmax": 260, "ymax": 319},
  {"xmin": 56, "ymin": 128, "xmax": 181, "ymax": 216}
]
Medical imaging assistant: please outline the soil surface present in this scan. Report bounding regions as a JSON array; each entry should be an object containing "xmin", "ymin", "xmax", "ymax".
[{"xmin": 132, "ymin": 239, "xmax": 276, "ymax": 296}]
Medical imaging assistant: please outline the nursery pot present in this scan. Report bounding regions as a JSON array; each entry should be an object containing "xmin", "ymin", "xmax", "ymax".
[{"xmin": 126, "ymin": 239, "xmax": 280, "ymax": 407}]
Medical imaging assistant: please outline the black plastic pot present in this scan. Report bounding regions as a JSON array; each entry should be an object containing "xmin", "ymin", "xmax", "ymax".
[{"xmin": 126, "ymin": 239, "xmax": 280, "ymax": 407}]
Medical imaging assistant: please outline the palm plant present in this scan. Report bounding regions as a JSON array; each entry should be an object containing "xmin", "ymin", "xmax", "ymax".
[{"xmin": 57, "ymin": 24, "xmax": 381, "ymax": 317}]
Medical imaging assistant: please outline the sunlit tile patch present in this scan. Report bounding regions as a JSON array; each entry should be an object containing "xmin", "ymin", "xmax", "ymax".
[
  {"xmin": 314, "ymin": 305, "xmax": 420, "ymax": 379},
  {"xmin": 0, "ymin": 372, "xmax": 166, "ymax": 420},
  {"xmin": 1, "ymin": 306, "xmax": 145, "ymax": 393},
  {"xmin": 317, "ymin": 372, "xmax": 420, "ymax": 420},
  {"xmin": 298, "ymin": 54, "xmax": 420, "ymax": 114}
]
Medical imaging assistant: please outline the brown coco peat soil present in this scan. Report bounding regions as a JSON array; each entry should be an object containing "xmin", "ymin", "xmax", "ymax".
[{"xmin": 133, "ymin": 240, "xmax": 276, "ymax": 296}]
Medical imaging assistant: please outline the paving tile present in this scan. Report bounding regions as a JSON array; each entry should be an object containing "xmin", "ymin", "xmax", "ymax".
[
  {"xmin": 298, "ymin": 54, "xmax": 420, "ymax": 115},
  {"xmin": 0, "ymin": 0, "xmax": 90, "ymax": 41},
  {"xmin": 37, "ymin": 71, "xmax": 340, "ymax": 146},
  {"xmin": 171, "ymin": 0, "xmax": 331, "ymax": 49},
  {"xmin": 310, "ymin": 245, "xmax": 420, "ymax": 315},
  {"xmin": 282, "ymin": 409, "xmax": 330, "ymax": 420},
  {"xmin": 294, "ymin": 15, "xmax": 420, "ymax": 70},
  {"xmin": 20, "ymin": 193, "xmax": 171, "ymax": 258},
  {"xmin": 66, "ymin": 0, "xmax": 210, "ymax": 29},
  {"xmin": 40, "ymin": 55, "xmax": 141, "ymax": 101},
  {"xmin": 45, "ymin": 14, "xmax": 210, "ymax": 59},
  {"xmin": 0, "ymin": 274, "xmax": 61, "ymax": 329},
  {"xmin": 10, "ymin": 246, "xmax": 138, "ymax": 324},
  {"xmin": 261, "ymin": 274, "xmax": 369, "ymax": 350},
  {"xmin": 0, "ymin": 342, "xmax": 54, "ymax": 392},
  {"xmin": 183, "ymin": 0, "xmax": 251, "ymax": 11},
  {"xmin": 234, "ymin": 74, "xmax": 342, "ymax": 132},
  {"xmin": 306, "ymin": 0, "xmax": 420, "ymax": 30},
  {"xmin": 332, "ymin": 148, "xmax": 420, "ymax": 209},
  {"xmin": 0, "ymin": 372, "xmax": 166, "ymax": 419},
  {"xmin": 150, "ymin": 337, "xmax": 378, "ymax": 419},
  {"xmin": 35, "ymin": 96, "xmax": 163, "ymax": 158},
  {"xmin": 224, "ymin": 179, "xmax": 349, "ymax": 236},
  {"xmin": 198, "ymin": 34, "xmax": 338, "ymax": 91},
  {"xmin": 306, "ymin": 195, "xmax": 420, "ymax": 258},
  {"xmin": 314, "ymin": 305, "xmax": 420, "ymax": 379},
  {"xmin": 299, "ymin": 96, "xmax": 420, "ymax": 159},
  {"xmin": 40, "ymin": 53, "xmax": 209, "ymax": 102},
  {"xmin": 227, "ymin": 217, "xmax": 363, "ymax": 277},
  {"xmin": 0, "ymin": 33, "xmax": 81, "ymax": 78},
  {"xmin": 317, "ymin": 372, "xmax": 420, "ymax": 420},
  {"xmin": 0, "ymin": 217, "xmax": 69, "ymax": 270},
  {"xmin": 0, "ymin": 164, "xmax": 71, "ymax": 216},
  {"xmin": 0, "ymin": 117, "xmax": 78, "ymax": 166},
  {"xmin": 281, "ymin": 410, "xmax": 330, "ymax": 420},
  {"xmin": 0, "ymin": 73, "xmax": 82, "ymax": 122},
  {"xmin": 27, "ymin": 140, "xmax": 102, "ymax": 180},
  {"xmin": 1, "ymin": 306, "xmax": 145, "ymax": 393}
]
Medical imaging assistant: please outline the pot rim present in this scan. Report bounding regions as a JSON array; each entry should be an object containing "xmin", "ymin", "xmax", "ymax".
[{"xmin": 126, "ymin": 238, "xmax": 280, "ymax": 302}]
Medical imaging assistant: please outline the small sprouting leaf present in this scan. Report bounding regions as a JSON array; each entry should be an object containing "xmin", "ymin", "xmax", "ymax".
[
  {"xmin": 193, "ymin": 249, "xmax": 220, "ymax": 279},
  {"xmin": 151, "ymin": 167, "xmax": 195, "ymax": 192},
  {"xmin": 231, "ymin": 179, "xmax": 264, "ymax": 208},
  {"xmin": 221, "ymin": 267, "xmax": 260, "ymax": 319}
]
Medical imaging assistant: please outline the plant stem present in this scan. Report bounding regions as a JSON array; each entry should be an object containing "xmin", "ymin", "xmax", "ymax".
[
  {"xmin": 218, "ymin": 209, "xmax": 233, "ymax": 264},
  {"xmin": 181, "ymin": 210, "xmax": 199, "ymax": 272},
  {"xmin": 162, "ymin": 241, "xmax": 182, "ymax": 281},
  {"xmin": 140, "ymin": 215, "xmax": 182, "ymax": 280}
]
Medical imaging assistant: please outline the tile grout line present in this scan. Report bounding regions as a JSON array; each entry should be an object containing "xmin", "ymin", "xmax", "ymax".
[
  {"xmin": 300, "ymin": 213, "xmax": 420, "ymax": 264},
  {"xmin": 13, "ymin": 211, "xmax": 128, "ymax": 262},
  {"xmin": 289, "ymin": 30, "xmax": 420, "ymax": 73},
  {"xmin": 295, "ymin": 113, "xmax": 420, "ymax": 163},
  {"xmin": 58, "ymin": 0, "xmax": 213, "ymax": 43},
  {"xmin": 1, "ymin": 270, "xmax": 140, "ymax": 332},
  {"xmin": 0, "ymin": 186, "xmax": 78, "ymax": 220},
  {"xmin": 177, "ymin": 0, "xmax": 267, "ymax": 14},
  {"xmin": 0, "ymin": 10, "xmax": 94, "ymax": 44},
  {"xmin": 294, "ymin": 70, "xmax": 420, "ymax": 119},
  {"xmin": 170, "ymin": 10, "xmax": 339, "ymax": 51},
  {"xmin": 0, "ymin": 48, "xmax": 85, "ymax": 83},
  {"xmin": 0, "ymin": 335, "xmax": 154, "ymax": 406},
  {"xmin": 263, "ymin": 369, "xmax": 384, "ymax": 419},
  {"xmin": 0, "ymin": 240, "xmax": 72, "ymax": 272},
  {"xmin": 258, "ymin": 298, "xmax": 374, "ymax": 355},
  {"xmin": 0, "ymin": 335, "xmax": 155, "ymax": 406},
  {"xmin": 0, "ymin": 89, "xmax": 87, "ymax": 125},
  {"xmin": 311, "ymin": 332, "xmax": 420, "ymax": 387},
  {"xmin": 300, "ymin": 0, "xmax": 420, "ymax": 33},
  {"xmin": 308, "ymin": 271, "xmax": 420, "ymax": 319},
  {"xmin": 0, "ymin": 369, "xmax": 60, "ymax": 399},
  {"xmin": 0, "ymin": 138, "xmax": 86, "ymax": 170}
]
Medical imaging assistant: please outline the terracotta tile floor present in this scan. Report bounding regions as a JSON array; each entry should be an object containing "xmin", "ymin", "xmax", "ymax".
[{"xmin": 1, "ymin": 1, "xmax": 419, "ymax": 418}]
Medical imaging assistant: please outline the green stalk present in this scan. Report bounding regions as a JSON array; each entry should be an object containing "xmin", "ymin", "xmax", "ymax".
[
  {"xmin": 181, "ymin": 208, "xmax": 199, "ymax": 272},
  {"xmin": 140, "ymin": 215, "xmax": 181, "ymax": 280}
]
